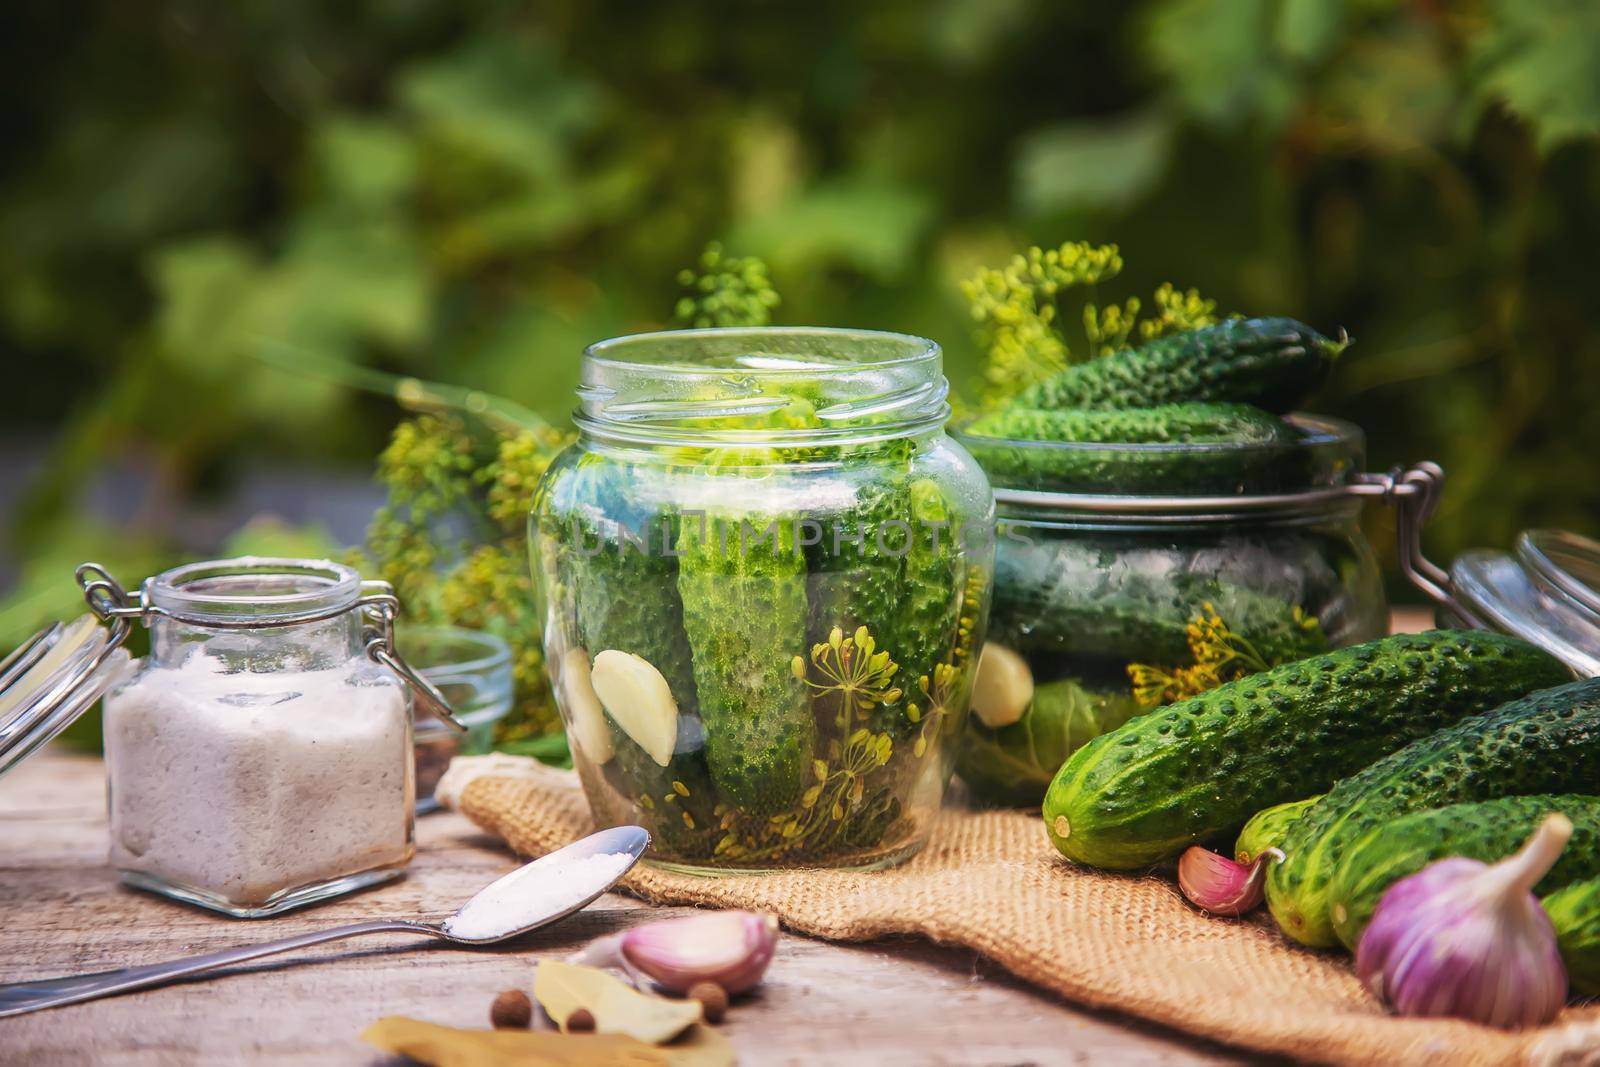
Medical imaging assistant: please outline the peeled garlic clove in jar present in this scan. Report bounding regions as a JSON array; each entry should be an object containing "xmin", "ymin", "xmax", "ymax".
[
  {"xmin": 561, "ymin": 649, "xmax": 614, "ymax": 764},
  {"xmin": 970, "ymin": 643, "xmax": 1034, "ymax": 728},
  {"xmin": 590, "ymin": 650, "xmax": 679, "ymax": 766}
]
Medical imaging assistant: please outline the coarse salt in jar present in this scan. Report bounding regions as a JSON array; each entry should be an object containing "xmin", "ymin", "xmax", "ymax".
[{"xmin": 0, "ymin": 557, "xmax": 466, "ymax": 918}]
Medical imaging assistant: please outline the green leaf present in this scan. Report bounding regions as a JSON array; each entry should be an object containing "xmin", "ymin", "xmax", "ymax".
[
  {"xmin": 1016, "ymin": 110, "xmax": 1175, "ymax": 215},
  {"xmin": 399, "ymin": 36, "xmax": 599, "ymax": 181},
  {"xmin": 310, "ymin": 116, "xmax": 417, "ymax": 209},
  {"xmin": 1275, "ymin": 0, "xmax": 1344, "ymax": 63},
  {"xmin": 1471, "ymin": 0, "xmax": 1600, "ymax": 151},
  {"xmin": 731, "ymin": 177, "xmax": 933, "ymax": 280},
  {"xmin": 1147, "ymin": 0, "xmax": 1296, "ymax": 129}
]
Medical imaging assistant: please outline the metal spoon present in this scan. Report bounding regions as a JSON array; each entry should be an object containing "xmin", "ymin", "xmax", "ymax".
[{"xmin": 0, "ymin": 825, "xmax": 648, "ymax": 1018}]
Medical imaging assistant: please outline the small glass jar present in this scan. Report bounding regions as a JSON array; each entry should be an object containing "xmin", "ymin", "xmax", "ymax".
[
  {"xmin": 532, "ymin": 328, "xmax": 994, "ymax": 873},
  {"xmin": 400, "ymin": 625, "xmax": 514, "ymax": 813},
  {"xmin": 98, "ymin": 559, "xmax": 419, "ymax": 917},
  {"xmin": 950, "ymin": 416, "xmax": 1408, "ymax": 805}
]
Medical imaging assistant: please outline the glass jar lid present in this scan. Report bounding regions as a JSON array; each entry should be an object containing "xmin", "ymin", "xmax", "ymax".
[
  {"xmin": 0, "ymin": 614, "xmax": 132, "ymax": 779},
  {"xmin": 1449, "ymin": 530, "xmax": 1600, "ymax": 677},
  {"xmin": 0, "ymin": 557, "xmax": 465, "ymax": 782}
]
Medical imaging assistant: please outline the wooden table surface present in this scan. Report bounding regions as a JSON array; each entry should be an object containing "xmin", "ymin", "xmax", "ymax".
[
  {"xmin": 7, "ymin": 612, "xmax": 1437, "ymax": 1065},
  {"xmin": 2, "ymin": 748, "xmax": 1260, "ymax": 1066}
]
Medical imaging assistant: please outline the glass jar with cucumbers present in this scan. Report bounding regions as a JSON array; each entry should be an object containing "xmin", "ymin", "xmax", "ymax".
[
  {"xmin": 949, "ymin": 318, "xmax": 1437, "ymax": 807},
  {"xmin": 531, "ymin": 328, "xmax": 994, "ymax": 872}
]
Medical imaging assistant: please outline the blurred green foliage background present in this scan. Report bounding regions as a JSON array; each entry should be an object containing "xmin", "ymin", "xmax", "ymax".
[{"xmin": 4, "ymin": 0, "xmax": 1599, "ymax": 649}]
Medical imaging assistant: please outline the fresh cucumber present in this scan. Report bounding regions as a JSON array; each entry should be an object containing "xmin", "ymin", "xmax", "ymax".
[
  {"xmin": 1235, "ymin": 796, "xmax": 1321, "ymax": 865},
  {"xmin": 874, "ymin": 478, "xmax": 967, "ymax": 737},
  {"xmin": 1543, "ymin": 878, "xmax": 1600, "ymax": 996},
  {"xmin": 1327, "ymin": 795, "xmax": 1600, "ymax": 949},
  {"xmin": 805, "ymin": 451, "xmax": 908, "ymax": 647},
  {"xmin": 962, "ymin": 403, "xmax": 1301, "ymax": 494},
  {"xmin": 543, "ymin": 457, "xmax": 722, "ymax": 855},
  {"xmin": 677, "ymin": 465, "xmax": 815, "ymax": 815},
  {"xmin": 1013, "ymin": 317, "xmax": 1345, "ymax": 413},
  {"xmin": 991, "ymin": 538, "xmax": 1327, "ymax": 668},
  {"xmin": 1267, "ymin": 673, "xmax": 1597, "ymax": 948},
  {"xmin": 1043, "ymin": 631, "xmax": 1569, "ymax": 871},
  {"xmin": 965, "ymin": 404, "xmax": 1294, "ymax": 445},
  {"xmin": 958, "ymin": 678, "xmax": 1144, "ymax": 808}
]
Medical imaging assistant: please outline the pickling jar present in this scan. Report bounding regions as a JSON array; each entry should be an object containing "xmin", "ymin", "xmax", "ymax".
[
  {"xmin": 950, "ymin": 415, "xmax": 1425, "ymax": 802},
  {"xmin": 531, "ymin": 327, "xmax": 995, "ymax": 873}
]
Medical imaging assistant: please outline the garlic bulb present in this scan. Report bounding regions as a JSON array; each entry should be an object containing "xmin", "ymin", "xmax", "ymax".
[
  {"xmin": 622, "ymin": 911, "xmax": 779, "ymax": 995},
  {"xmin": 1178, "ymin": 846, "xmax": 1279, "ymax": 916},
  {"xmin": 572, "ymin": 910, "xmax": 780, "ymax": 997},
  {"xmin": 1356, "ymin": 813, "xmax": 1572, "ymax": 1029}
]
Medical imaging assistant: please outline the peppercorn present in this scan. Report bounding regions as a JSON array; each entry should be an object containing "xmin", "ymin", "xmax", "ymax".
[
  {"xmin": 489, "ymin": 988, "xmax": 532, "ymax": 1029},
  {"xmin": 566, "ymin": 1007, "xmax": 596, "ymax": 1032},
  {"xmin": 687, "ymin": 980, "xmax": 728, "ymax": 1023}
]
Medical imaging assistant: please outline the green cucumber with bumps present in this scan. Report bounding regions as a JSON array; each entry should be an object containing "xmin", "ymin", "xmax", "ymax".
[
  {"xmin": 677, "ymin": 466, "xmax": 815, "ymax": 815},
  {"xmin": 1235, "ymin": 795, "xmax": 1321, "ymax": 865},
  {"xmin": 874, "ymin": 478, "xmax": 966, "ymax": 738},
  {"xmin": 1543, "ymin": 878, "xmax": 1600, "ymax": 996},
  {"xmin": 1267, "ymin": 673, "xmax": 1597, "ymax": 949},
  {"xmin": 991, "ymin": 539, "xmax": 1327, "ymax": 668},
  {"xmin": 962, "ymin": 403, "xmax": 1302, "ymax": 494},
  {"xmin": 542, "ymin": 456, "xmax": 722, "ymax": 855},
  {"xmin": 1014, "ymin": 317, "xmax": 1345, "ymax": 413},
  {"xmin": 1042, "ymin": 631, "xmax": 1569, "ymax": 871},
  {"xmin": 965, "ymin": 403, "xmax": 1294, "ymax": 445},
  {"xmin": 804, "ymin": 446, "xmax": 909, "ymax": 647},
  {"xmin": 1327, "ymin": 795, "xmax": 1600, "ymax": 949}
]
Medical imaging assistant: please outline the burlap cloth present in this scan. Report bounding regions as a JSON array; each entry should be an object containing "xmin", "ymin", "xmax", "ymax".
[{"xmin": 437, "ymin": 756, "xmax": 1600, "ymax": 1066}]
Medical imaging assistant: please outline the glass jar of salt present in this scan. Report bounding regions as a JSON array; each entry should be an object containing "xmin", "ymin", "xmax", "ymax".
[{"xmin": 81, "ymin": 558, "xmax": 464, "ymax": 917}]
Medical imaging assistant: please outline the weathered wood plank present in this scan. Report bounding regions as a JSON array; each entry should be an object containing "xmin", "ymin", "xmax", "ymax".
[{"xmin": 0, "ymin": 750, "xmax": 1255, "ymax": 1065}]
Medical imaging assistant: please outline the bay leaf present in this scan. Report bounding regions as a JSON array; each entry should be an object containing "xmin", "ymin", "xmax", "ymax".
[
  {"xmin": 534, "ymin": 959, "xmax": 703, "ymax": 1044},
  {"xmin": 359, "ymin": 1016, "xmax": 665, "ymax": 1066},
  {"xmin": 359, "ymin": 1016, "xmax": 736, "ymax": 1067}
]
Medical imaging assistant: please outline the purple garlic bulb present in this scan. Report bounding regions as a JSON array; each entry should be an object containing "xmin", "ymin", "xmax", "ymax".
[{"xmin": 1355, "ymin": 813, "xmax": 1572, "ymax": 1029}]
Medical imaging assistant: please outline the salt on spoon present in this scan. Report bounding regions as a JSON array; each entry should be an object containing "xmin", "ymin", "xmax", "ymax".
[
  {"xmin": 445, "ymin": 848, "xmax": 639, "ymax": 941},
  {"xmin": 0, "ymin": 825, "xmax": 649, "ymax": 1018}
]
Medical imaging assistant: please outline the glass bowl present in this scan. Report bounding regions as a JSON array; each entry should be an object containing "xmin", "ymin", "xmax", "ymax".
[{"xmin": 397, "ymin": 625, "xmax": 513, "ymax": 812}]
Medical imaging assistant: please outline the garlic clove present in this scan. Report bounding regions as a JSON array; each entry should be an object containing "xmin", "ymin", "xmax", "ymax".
[
  {"xmin": 1177, "ymin": 846, "xmax": 1279, "ymax": 916},
  {"xmin": 620, "ymin": 910, "xmax": 780, "ymax": 996},
  {"xmin": 561, "ymin": 649, "xmax": 614, "ymax": 764},
  {"xmin": 590, "ymin": 650, "xmax": 679, "ymax": 767},
  {"xmin": 1356, "ymin": 814, "xmax": 1572, "ymax": 1029},
  {"xmin": 970, "ymin": 644, "xmax": 1034, "ymax": 729}
]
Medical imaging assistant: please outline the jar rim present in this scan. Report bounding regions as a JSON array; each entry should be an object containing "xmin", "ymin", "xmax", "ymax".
[
  {"xmin": 147, "ymin": 557, "xmax": 362, "ymax": 625},
  {"xmin": 583, "ymin": 326, "xmax": 940, "ymax": 373},
  {"xmin": 576, "ymin": 327, "xmax": 949, "ymax": 447}
]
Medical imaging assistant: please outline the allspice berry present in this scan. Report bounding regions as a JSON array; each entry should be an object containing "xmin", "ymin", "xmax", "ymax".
[
  {"xmin": 687, "ymin": 980, "xmax": 728, "ymax": 1023},
  {"xmin": 565, "ymin": 1007, "xmax": 596, "ymax": 1032},
  {"xmin": 489, "ymin": 988, "xmax": 533, "ymax": 1030}
]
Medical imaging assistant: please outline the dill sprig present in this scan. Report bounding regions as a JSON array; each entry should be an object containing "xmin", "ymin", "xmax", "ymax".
[
  {"xmin": 675, "ymin": 242, "xmax": 781, "ymax": 328},
  {"xmin": 1127, "ymin": 602, "xmax": 1322, "ymax": 709},
  {"xmin": 959, "ymin": 240, "xmax": 1224, "ymax": 403}
]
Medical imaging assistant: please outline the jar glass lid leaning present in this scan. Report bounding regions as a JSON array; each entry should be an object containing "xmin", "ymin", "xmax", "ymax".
[
  {"xmin": 1404, "ymin": 519, "xmax": 1600, "ymax": 678},
  {"xmin": 0, "ymin": 556, "xmax": 467, "ymax": 784}
]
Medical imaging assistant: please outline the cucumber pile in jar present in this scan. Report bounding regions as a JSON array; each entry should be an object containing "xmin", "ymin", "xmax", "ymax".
[
  {"xmin": 532, "ymin": 328, "xmax": 993, "ymax": 872},
  {"xmin": 953, "ymin": 316, "xmax": 1390, "ymax": 808}
]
